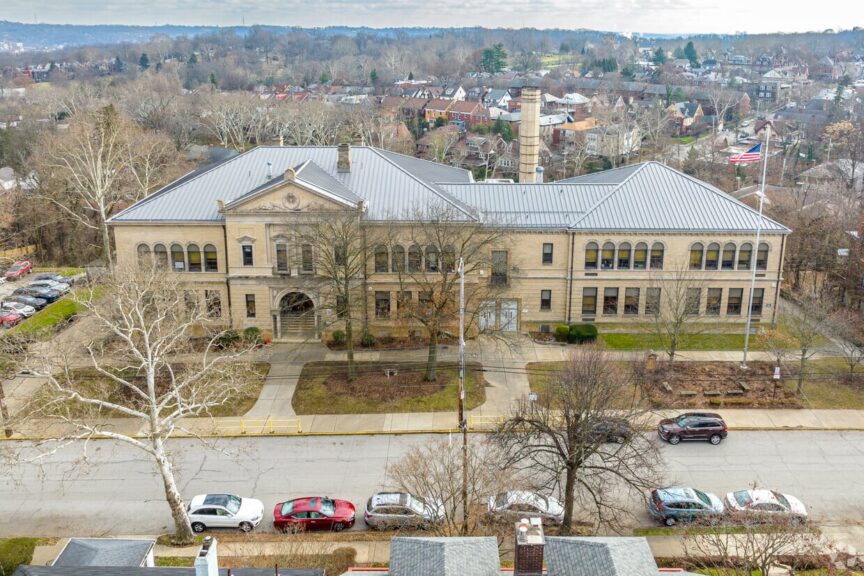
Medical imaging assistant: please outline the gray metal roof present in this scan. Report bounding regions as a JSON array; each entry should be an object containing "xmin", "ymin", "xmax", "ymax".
[
  {"xmin": 388, "ymin": 537, "xmax": 499, "ymax": 576},
  {"xmin": 53, "ymin": 539, "xmax": 154, "ymax": 567},
  {"xmin": 110, "ymin": 148, "xmax": 789, "ymax": 234},
  {"xmin": 545, "ymin": 536, "xmax": 659, "ymax": 576},
  {"xmin": 15, "ymin": 567, "xmax": 321, "ymax": 576}
]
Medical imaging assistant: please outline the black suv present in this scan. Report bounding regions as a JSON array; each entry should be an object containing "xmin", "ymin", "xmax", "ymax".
[{"xmin": 658, "ymin": 412, "xmax": 728, "ymax": 445}]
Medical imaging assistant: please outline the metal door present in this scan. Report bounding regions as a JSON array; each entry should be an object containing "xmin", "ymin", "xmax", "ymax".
[{"xmin": 500, "ymin": 300, "xmax": 518, "ymax": 332}]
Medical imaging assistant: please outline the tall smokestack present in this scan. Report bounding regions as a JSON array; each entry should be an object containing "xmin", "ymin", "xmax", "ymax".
[{"xmin": 519, "ymin": 85, "xmax": 541, "ymax": 184}]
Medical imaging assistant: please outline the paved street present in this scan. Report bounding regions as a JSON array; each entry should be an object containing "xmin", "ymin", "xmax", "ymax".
[{"xmin": 2, "ymin": 431, "xmax": 864, "ymax": 537}]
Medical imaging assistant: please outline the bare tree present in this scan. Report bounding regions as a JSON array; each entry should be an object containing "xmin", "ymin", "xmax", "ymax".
[
  {"xmin": 20, "ymin": 263, "xmax": 255, "ymax": 544},
  {"xmin": 828, "ymin": 310, "xmax": 864, "ymax": 374},
  {"xmin": 125, "ymin": 129, "xmax": 188, "ymax": 198},
  {"xmin": 493, "ymin": 346, "xmax": 662, "ymax": 535},
  {"xmin": 647, "ymin": 263, "xmax": 708, "ymax": 361},
  {"xmin": 273, "ymin": 101, "xmax": 341, "ymax": 146},
  {"xmin": 781, "ymin": 296, "xmax": 827, "ymax": 395},
  {"xmin": 391, "ymin": 202, "xmax": 503, "ymax": 381},
  {"xmin": 200, "ymin": 92, "xmax": 273, "ymax": 150}
]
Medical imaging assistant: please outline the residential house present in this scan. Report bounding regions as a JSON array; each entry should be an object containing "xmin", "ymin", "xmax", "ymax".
[
  {"xmin": 666, "ymin": 101, "xmax": 704, "ymax": 134},
  {"xmin": 441, "ymin": 85, "xmax": 466, "ymax": 101},
  {"xmin": 52, "ymin": 538, "xmax": 156, "ymax": 568},
  {"xmin": 813, "ymin": 56, "xmax": 839, "ymax": 81},
  {"xmin": 552, "ymin": 118, "xmax": 599, "ymax": 150},
  {"xmin": 483, "ymin": 88, "xmax": 512, "ymax": 109},
  {"xmin": 423, "ymin": 99, "xmax": 454, "ymax": 123},
  {"xmin": 446, "ymin": 101, "xmax": 488, "ymax": 128},
  {"xmin": 585, "ymin": 124, "xmax": 642, "ymax": 159}
]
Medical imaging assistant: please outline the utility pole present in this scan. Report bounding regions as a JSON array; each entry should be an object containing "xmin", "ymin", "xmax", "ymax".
[
  {"xmin": 457, "ymin": 257, "xmax": 469, "ymax": 535},
  {"xmin": 742, "ymin": 122, "xmax": 771, "ymax": 369}
]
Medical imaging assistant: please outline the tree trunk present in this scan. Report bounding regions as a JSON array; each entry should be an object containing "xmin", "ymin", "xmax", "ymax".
[
  {"xmin": 425, "ymin": 329, "xmax": 438, "ymax": 382},
  {"xmin": 559, "ymin": 463, "xmax": 577, "ymax": 535},
  {"xmin": 153, "ymin": 436, "xmax": 195, "ymax": 544},
  {"xmin": 99, "ymin": 204, "xmax": 113, "ymax": 267},
  {"xmin": 345, "ymin": 314, "xmax": 356, "ymax": 381},
  {"xmin": 797, "ymin": 353, "xmax": 807, "ymax": 395}
]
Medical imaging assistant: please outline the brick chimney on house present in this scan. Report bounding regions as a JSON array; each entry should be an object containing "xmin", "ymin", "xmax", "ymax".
[
  {"xmin": 514, "ymin": 518, "xmax": 544, "ymax": 576},
  {"xmin": 337, "ymin": 142, "xmax": 351, "ymax": 173},
  {"xmin": 518, "ymin": 85, "xmax": 541, "ymax": 183}
]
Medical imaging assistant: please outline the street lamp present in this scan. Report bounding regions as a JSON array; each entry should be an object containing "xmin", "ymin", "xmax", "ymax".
[{"xmin": 457, "ymin": 257, "xmax": 469, "ymax": 535}]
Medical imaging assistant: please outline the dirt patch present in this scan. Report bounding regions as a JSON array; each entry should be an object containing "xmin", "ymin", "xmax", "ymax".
[
  {"xmin": 325, "ymin": 334, "xmax": 457, "ymax": 350},
  {"xmin": 640, "ymin": 361, "xmax": 802, "ymax": 409},
  {"xmin": 321, "ymin": 365, "xmax": 446, "ymax": 403}
]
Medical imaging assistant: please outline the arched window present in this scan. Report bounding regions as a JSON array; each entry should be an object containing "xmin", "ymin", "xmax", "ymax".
[
  {"xmin": 136, "ymin": 243, "xmax": 151, "ymax": 263},
  {"xmin": 585, "ymin": 242, "xmax": 598, "ymax": 270},
  {"xmin": 392, "ymin": 245, "xmax": 405, "ymax": 273},
  {"xmin": 601, "ymin": 242, "xmax": 615, "ymax": 270},
  {"xmin": 425, "ymin": 246, "xmax": 439, "ymax": 272},
  {"xmin": 154, "ymin": 244, "xmax": 169, "ymax": 268},
  {"xmin": 617, "ymin": 242, "xmax": 631, "ymax": 269},
  {"xmin": 408, "ymin": 245, "xmax": 422, "ymax": 272},
  {"xmin": 650, "ymin": 242, "xmax": 664, "ymax": 270},
  {"xmin": 756, "ymin": 242, "xmax": 769, "ymax": 270},
  {"xmin": 204, "ymin": 244, "xmax": 218, "ymax": 272},
  {"xmin": 689, "ymin": 242, "xmax": 704, "ymax": 270},
  {"xmin": 705, "ymin": 243, "xmax": 720, "ymax": 270},
  {"xmin": 374, "ymin": 245, "xmax": 389, "ymax": 273},
  {"xmin": 442, "ymin": 245, "xmax": 456, "ymax": 272},
  {"xmin": 737, "ymin": 242, "xmax": 753, "ymax": 270},
  {"xmin": 721, "ymin": 243, "xmax": 736, "ymax": 270},
  {"xmin": 633, "ymin": 242, "xmax": 648, "ymax": 269},
  {"xmin": 170, "ymin": 243, "xmax": 185, "ymax": 271},
  {"xmin": 187, "ymin": 243, "xmax": 202, "ymax": 272}
]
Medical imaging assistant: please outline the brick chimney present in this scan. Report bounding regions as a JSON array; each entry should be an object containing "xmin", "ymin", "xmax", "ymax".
[
  {"xmin": 518, "ymin": 86, "xmax": 541, "ymax": 184},
  {"xmin": 337, "ymin": 142, "xmax": 351, "ymax": 173},
  {"xmin": 514, "ymin": 518, "xmax": 544, "ymax": 576},
  {"xmin": 194, "ymin": 537, "xmax": 219, "ymax": 576}
]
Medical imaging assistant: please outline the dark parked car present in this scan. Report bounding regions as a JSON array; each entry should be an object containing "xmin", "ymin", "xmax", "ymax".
[
  {"xmin": 13, "ymin": 286, "xmax": 60, "ymax": 303},
  {"xmin": 34, "ymin": 273, "xmax": 74, "ymax": 285},
  {"xmin": 273, "ymin": 497, "xmax": 356, "ymax": 532},
  {"xmin": 658, "ymin": 412, "xmax": 727, "ymax": 445},
  {"xmin": 5, "ymin": 294, "xmax": 48, "ymax": 311},
  {"xmin": 591, "ymin": 418, "xmax": 634, "ymax": 444},
  {"xmin": 649, "ymin": 486, "xmax": 725, "ymax": 526}
]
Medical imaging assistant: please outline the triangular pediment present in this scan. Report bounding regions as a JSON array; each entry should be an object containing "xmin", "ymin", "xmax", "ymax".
[{"xmin": 226, "ymin": 179, "xmax": 352, "ymax": 213}]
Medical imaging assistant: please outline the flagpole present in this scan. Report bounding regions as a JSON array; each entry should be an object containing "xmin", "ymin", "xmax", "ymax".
[{"xmin": 741, "ymin": 123, "xmax": 770, "ymax": 369}]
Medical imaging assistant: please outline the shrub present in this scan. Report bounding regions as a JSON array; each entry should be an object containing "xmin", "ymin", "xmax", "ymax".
[
  {"xmin": 0, "ymin": 538, "xmax": 40, "ymax": 576},
  {"xmin": 215, "ymin": 329, "xmax": 240, "ymax": 350},
  {"xmin": 331, "ymin": 330, "xmax": 346, "ymax": 345},
  {"xmin": 243, "ymin": 327, "xmax": 262, "ymax": 345},
  {"xmin": 360, "ymin": 332, "xmax": 376, "ymax": 348},
  {"xmin": 554, "ymin": 324, "xmax": 570, "ymax": 342},
  {"xmin": 568, "ymin": 323, "xmax": 598, "ymax": 344}
]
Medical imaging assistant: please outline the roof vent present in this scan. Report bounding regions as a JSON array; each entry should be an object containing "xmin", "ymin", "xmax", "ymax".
[{"xmin": 266, "ymin": 162, "xmax": 273, "ymax": 180}]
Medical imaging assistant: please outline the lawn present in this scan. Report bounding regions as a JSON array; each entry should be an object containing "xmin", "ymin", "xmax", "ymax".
[
  {"xmin": 600, "ymin": 332, "xmax": 749, "ymax": 351},
  {"xmin": 787, "ymin": 358, "xmax": 864, "ymax": 409},
  {"xmin": 292, "ymin": 361, "xmax": 486, "ymax": 414},
  {"xmin": 31, "ymin": 267, "xmax": 85, "ymax": 277},
  {"xmin": 7, "ymin": 285, "xmax": 104, "ymax": 342},
  {"xmin": 0, "ymin": 538, "xmax": 51, "ymax": 575}
]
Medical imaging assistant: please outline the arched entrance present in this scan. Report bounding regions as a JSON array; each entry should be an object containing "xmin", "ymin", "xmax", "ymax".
[{"xmin": 278, "ymin": 292, "xmax": 316, "ymax": 338}]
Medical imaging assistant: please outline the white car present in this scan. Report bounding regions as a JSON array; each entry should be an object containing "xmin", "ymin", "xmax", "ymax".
[
  {"xmin": 29, "ymin": 279, "xmax": 70, "ymax": 294},
  {"xmin": 487, "ymin": 491, "xmax": 565, "ymax": 525},
  {"xmin": 725, "ymin": 489, "xmax": 807, "ymax": 522},
  {"xmin": 1, "ymin": 300, "xmax": 35, "ymax": 318},
  {"xmin": 187, "ymin": 493, "xmax": 264, "ymax": 533}
]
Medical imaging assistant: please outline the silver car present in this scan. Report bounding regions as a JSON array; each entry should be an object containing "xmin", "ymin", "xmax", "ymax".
[
  {"xmin": 487, "ymin": 491, "xmax": 565, "ymax": 525},
  {"xmin": 187, "ymin": 493, "xmax": 264, "ymax": 533},
  {"xmin": 363, "ymin": 492, "xmax": 444, "ymax": 530},
  {"xmin": 29, "ymin": 279, "xmax": 70, "ymax": 294},
  {"xmin": 1, "ymin": 300, "xmax": 35, "ymax": 318}
]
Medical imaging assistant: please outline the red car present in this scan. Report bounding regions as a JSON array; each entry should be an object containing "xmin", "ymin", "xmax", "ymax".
[
  {"xmin": 273, "ymin": 496, "xmax": 356, "ymax": 532},
  {"xmin": 4, "ymin": 260, "xmax": 33, "ymax": 281},
  {"xmin": 0, "ymin": 309, "xmax": 22, "ymax": 327}
]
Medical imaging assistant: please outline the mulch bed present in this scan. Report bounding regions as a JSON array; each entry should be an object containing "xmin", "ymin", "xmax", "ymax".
[
  {"xmin": 325, "ymin": 334, "xmax": 457, "ymax": 351},
  {"xmin": 641, "ymin": 361, "xmax": 802, "ymax": 409},
  {"xmin": 309, "ymin": 361, "xmax": 467, "ymax": 403}
]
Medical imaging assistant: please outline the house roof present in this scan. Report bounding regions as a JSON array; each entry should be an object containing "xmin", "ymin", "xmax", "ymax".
[
  {"xmin": 15, "ymin": 568, "xmax": 321, "ymax": 576},
  {"xmin": 53, "ymin": 539, "xmax": 154, "ymax": 568},
  {"xmin": 425, "ymin": 98, "xmax": 453, "ymax": 112},
  {"xmin": 388, "ymin": 537, "xmax": 499, "ymax": 576},
  {"xmin": 111, "ymin": 148, "xmax": 789, "ymax": 234},
  {"xmin": 449, "ymin": 101, "xmax": 484, "ymax": 114},
  {"xmin": 545, "ymin": 537, "xmax": 661, "ymax": 576}
]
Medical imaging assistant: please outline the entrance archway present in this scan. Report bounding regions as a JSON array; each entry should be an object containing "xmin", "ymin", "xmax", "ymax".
[{"xmin": 279, "ymin": 292, "xmax": 316, "ymax": 337}]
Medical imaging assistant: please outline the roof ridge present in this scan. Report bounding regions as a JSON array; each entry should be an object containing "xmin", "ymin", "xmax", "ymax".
[{"xmin": 568, "ymin": 162, "xmax": 650, "ymax": 227}]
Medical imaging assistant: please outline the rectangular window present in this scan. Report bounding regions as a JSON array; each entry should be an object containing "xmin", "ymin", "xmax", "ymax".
[
  {"xmin": 750, "ymin": 288, "xmax": 764, "ymax": 315},
  {"xmin": 617, "ymin": 245, "xmax": 631, "ymax": 269},
  {"xmin": 686, "ymin": 288, "xmax": 701, "ymax": 316},
  {"xmin": 245, "ymin": 294, "xmax": 256, "ymax": 318},
  {"xmin": 491, "ymin": 250, "xmax": 508, "ymax": 286},
  {"xmin": 705, "ymin": 245, "xmax": 719, "ymax": 270},
  {"xmin": 204, "ymin": 248, "xmax": 218, "ymax": 272},
  {"xmin": 375, "ymin": 291, "xmax": 391, "ymax": 319},
  {"xmin": 276, "ymin": 244, "xmax": 289, "ymax": 272},
  {"xmin": 374, "ymin": 248, "xmax": 388, "ymax": 273},
  {"xmin": 582, "ymin": 288, "xmax": 597, "ymax": 315},
  {"xmin": 188, "ymin": 249, "xmax": 202, "ymax": 272},
  {"xmin": 706, "ymin": 288, "xmax": 722, "ymax": 316},
  {"xmin": 205, "ymin": 290, "xmax": 222, "ymax": 319},
  {"xmin": 727, "ymin": 288, "xmax": 743, "ymax": 315},
  {"xmin": 633, "ymin": 245, "xmax": 647, "ymax": 269},
  {"xmin": 241, "ymin": 245, "xmax": 253, "ymax": 267},
  {"xmin": 650, "ymin": 245, "xmax": 664, "ymax": 269},
  {"xmin": 301, "ymin": 244, "xmax": 313, "ymax": 273},
  {"xmin": 540, "ymin": 289, "xmax": 551, "ymax": 311},
  {"xmin": 646, "ymin": 287, "xmax": 661, "ymax": 315},
  {"xmin": 184, "ymin": 291, "xmax": 198, "ymax": 314},
  {"xmin": 624, "ymin": 288, "xmax": 639, "ymax": 315},
  {"xmin": 603, "ymin": 287, "xmax": 618, "ymax": 315},
  {"xmin": 721, "ymin": 246, "xmax": 735, "ymax": 270},
  {"xmin": 585, "ymin": 245, "xmax": 598, "ymax": 270},
  {"xmin": 601, "ymin": 244, "xmax": 614, "ymax": 270},
  {"xmin": 542, "ymin": 243, "xmax": 553, "ymax": 265}
]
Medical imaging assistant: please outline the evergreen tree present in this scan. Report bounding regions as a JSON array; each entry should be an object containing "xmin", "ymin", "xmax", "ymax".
[
  {"xmin": 673, "ymin": 46, "xmax": 686, "ymax": 59},
  {"xmin": 369, "ymin": 68, "xmax": 378, "ymax": 86},
  {"xmin": 480, "ymin": 43, "xmax": 507, "ymax": 73},
  {"xmin": 139, "ymin": 53, "xmax": 150, "ymax": 70},
  {"xmin": 653, "ymin": 47, "xmax": 667, "ymax": 65},
  {"xmin": 188, "ymin": 52, "xmax": 198, "ymax": 65},
  {"xmin": 209, "ymin": 72, "xmax": 218, "ymax": 89},
  {"xmin": 113, "ymin": 56, "xmax": 124, "ymax": 72},
  {"xmin": 684, "ymin": 41, "xmax": 699, "ymax": 65},
  {"xmin": 408, "ymin": 71, "xmax": 414, "ymax": 80}
]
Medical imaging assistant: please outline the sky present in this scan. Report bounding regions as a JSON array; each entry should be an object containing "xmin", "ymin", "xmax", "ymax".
[{"xmin": 4, "ymin": 0, "xmax": 860, "ymax": 35}]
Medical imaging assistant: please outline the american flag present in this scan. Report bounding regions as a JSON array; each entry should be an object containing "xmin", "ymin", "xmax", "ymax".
[{"xmin": 729, "ymin": 143, "xmax": 762, "ymax": 164}]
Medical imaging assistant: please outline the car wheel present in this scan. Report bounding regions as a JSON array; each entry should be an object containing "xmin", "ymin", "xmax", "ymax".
[
  {"xmin": 332, "ymin": 522, "xmax": 344, "ymax": 532},
  {"xmin": 709, "ymin": 434, "xmax": 722, "ymax": 445},
  {"xmin": 668, "ymin": 434, "xmax": 681, "ymax": 445},
  {"xmin": 191, "ymin": 522, "xmax": 206, "ymax": 533},
  {"xmin": 664, "ymin": 516, "xmax": 677, "ymax": 526},
  {"xmin": 239, "ymin": 522, "xmax": 253, "ymax": 533}
]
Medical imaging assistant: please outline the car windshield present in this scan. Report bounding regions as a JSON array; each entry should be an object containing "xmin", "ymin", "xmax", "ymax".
[
  {"xmin": 733, "ymin": 491, "xmax": 753, "ymax": 507},
  {"xmin": 694, "ymin": 490, "xmax": 712, "ymax": 507},
  {"xmin": 320, "ymin": 498, "xmax": 336, "ymax": 516},
  {"xmin": 772, "ymin": 491, "xmax": 790, "ymax": 509},
  {"xmin": 280, "ymin": 501, "xmax": 294, "ymax": 516},
  {"xmin": 406, "ymin": 495, "xmax": 426, "ymax": 514},
  {"xmin": 226, "ymin": 495, "xmax": 242, "ymax": 514},
  {"xmin": 676, "ymin": 415, "xmax": 689, "ymax": 425}
]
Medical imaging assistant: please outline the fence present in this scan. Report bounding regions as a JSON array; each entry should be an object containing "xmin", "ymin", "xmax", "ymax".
[{"xmin": 215, "ymin": 418, "xmax": 302, "ymax": 435}]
